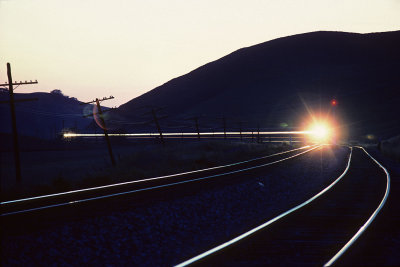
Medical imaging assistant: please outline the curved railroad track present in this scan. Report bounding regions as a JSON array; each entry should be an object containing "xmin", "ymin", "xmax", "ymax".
[{"xmin": 176, "ymin": 146, "xmax": 390, "ymax": 266}]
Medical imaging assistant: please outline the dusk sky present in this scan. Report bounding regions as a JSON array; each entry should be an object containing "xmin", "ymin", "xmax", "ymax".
[{"xmin": 1, "ymin": 0, "xmax": 399, "ymax": 107}]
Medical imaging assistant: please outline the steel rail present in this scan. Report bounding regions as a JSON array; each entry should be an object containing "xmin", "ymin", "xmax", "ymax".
[
  {"xmin": 175, "ymin": 146, "xmax": 352, "ymax": 267},
  {"xmin": 1, "ymin": 145, "xmax": 313, "ymax": 205},
  {"xmin": 1, "ymin": 146, "xmax": 320, "ymax": 216},
  {"xmin": 324, "ymin": 146, "xmax": 391, "ymax": 266}
]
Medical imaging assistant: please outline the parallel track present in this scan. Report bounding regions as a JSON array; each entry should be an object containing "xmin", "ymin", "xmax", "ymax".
[
  {"xmin": 1, "ymin": 145, "xmax": 318, "ymax": 217},
  {"xmin": 176, "ymin": 146, "xmax": 390, "ymax": 266}
]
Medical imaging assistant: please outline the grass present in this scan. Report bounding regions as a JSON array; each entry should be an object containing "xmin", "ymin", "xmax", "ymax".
[
  {"xmin": 1, "ymin": 140, "xmax": 300, "ymax": 201},
  {"xmin": 379, "ymin": 135, "xmax": 400, "ymax": 162}
]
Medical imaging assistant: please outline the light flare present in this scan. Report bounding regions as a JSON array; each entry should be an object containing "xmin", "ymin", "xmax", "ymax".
[
  {"xmin": 307, "ymin": 122, "xmax": 333, "ymax": 143},
  {"xmin": 311, "ymin": 124, "xmax": 329, "ymax": 138}
]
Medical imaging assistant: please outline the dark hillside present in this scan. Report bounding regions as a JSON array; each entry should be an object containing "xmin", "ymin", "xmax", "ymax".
[
  {"xmin": 117, "ymin": 31, "xmax": 400, "ymax": 139},
  {"xmin": 0, "ymin": 90, "xmax": 94, "ymax": 140}
]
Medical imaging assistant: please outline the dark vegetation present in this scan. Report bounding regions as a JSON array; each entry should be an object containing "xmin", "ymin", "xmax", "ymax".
[{"xmin": 1, "ymin": 140, "xmax": 297, "ymax": 201}]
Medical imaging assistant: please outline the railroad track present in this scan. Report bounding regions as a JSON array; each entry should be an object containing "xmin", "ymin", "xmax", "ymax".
[
  {"xmin": 1, "ymin": 145, "xmax": 319, "ymax": 217},
  {"xmin": 176, "ymin": 146, "xmax": 390, "ymax": 266}
]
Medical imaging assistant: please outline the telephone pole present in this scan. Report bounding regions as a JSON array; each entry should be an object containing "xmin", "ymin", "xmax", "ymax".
[
  {"xmin": 194, "ymin": 117, "xmax": 200, "ymax": 140},
  {"xmin": 218, "ymin": 117, "xmax": 227, "ymax": 140},
  {"xmin": 185, "ymin": 116, "xmax": 201, "ymax": 140},
  {"xmin": 0, "ymin": 63, "xmax": 38, "ymax": 184},
  {"xmin": 81, "ymin": 96, "xmax": 116, "ymax": 166},
  {"xmin": 152, "ymin": 108, "xmax": 165, "ymax": 145},
  {"xmin": 140, "ymin": 106, "xmax": 167, "ymax": 145},
  {"xmin": 238, "ymin": 121, "xmax": 243, "ymax": 141}
]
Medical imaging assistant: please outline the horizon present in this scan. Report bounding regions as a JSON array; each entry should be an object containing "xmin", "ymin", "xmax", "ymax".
[{"xmin": 1, "ymin": 0, "xmax": 400, "ymax": 107}]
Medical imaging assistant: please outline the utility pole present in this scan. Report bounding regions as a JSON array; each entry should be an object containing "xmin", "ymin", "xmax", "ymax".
[
  {"xmin": 219, "ymin": 117, "xmax": 227, "ymax": 140},
  {"xmin": 95, "ymin": 98, "xmax": 116, "ymax": 166},
  {"xmin": 184, "ymin": 116, "xmax": 201, "ymax": 140},
  {"xmin": 152, "ymin": 108, "xmax": 165, "ymax": 145},
  {"xmin": 0, "ymin": 63, "xmax": 38, "ymax": 184},
  {"xmin": 194, "ymin": 117, "xmax": 200, "ymax": 140},
  {"xmin": 81, "ymin": 96, "xmax": 116, "ymax": 166},
  {"xmin": 238, "ymin": 121, "xmax": 243, "ymax": 141},
  {"xmin": 257, "ymin": 124, "xmax": 260, "ymax": 143}
]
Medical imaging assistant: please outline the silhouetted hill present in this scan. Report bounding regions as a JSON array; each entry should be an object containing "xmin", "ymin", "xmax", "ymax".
[
  {"xmin": 117, "ymin": 31, "xmax": 400, "ymax": 140},
  {"xmin": 0, "ymin": 90, "xmax": 94, "ymax": 139}
]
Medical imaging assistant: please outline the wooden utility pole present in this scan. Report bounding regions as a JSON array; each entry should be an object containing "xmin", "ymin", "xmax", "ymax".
[
  {"xmin": 152, "ymin": 108, "xmax": 165, "ymax": 145},
  {"xmin": 194, "ymin": 117, "xmax": 200, "ymax": 140},
  {"xmin": 81, "ymin": 96, "xmax": 116, "ymax": 166},
  {"xmin": 0, "ymin": 63, "xmax": 38, "ymax": 184},
  {"xmin": 184, "ymin": 116, "xmax": 201, "ymax": 140},
  {"xmin": 238, "ymin": 122, "xmax": 243, "ymax": 141},
  {"xmin": 96, "ymin": 98, "xmax": 116, "ymax": 166},
  {"xmin": 222, "ymin": 117, "xmax": 227, "ymax": 140}
]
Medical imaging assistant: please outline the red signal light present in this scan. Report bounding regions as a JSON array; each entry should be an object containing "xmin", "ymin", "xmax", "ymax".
[{"xmin": 331, "ymin": 99, "xmax": 337, "ymax": 106}]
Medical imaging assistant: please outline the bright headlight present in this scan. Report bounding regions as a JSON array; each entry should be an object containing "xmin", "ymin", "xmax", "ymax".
[{"xmin": 311, "ymin": 124, "xmax": 329, "ymax": 139}]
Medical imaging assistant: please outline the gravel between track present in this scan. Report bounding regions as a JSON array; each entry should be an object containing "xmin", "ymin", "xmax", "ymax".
[{"xmin": 2, "ymin": 146, "xmax": 349, "ymax": 266}]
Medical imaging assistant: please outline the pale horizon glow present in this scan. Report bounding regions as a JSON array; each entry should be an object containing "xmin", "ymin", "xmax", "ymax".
[{"xmin": 1, "ymin": 0, "xmax": 399, "ymax": 107}]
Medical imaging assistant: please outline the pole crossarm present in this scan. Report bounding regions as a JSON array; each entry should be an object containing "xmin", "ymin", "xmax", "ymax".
[
  {"xmin": 80, "ymin": 96, "xmax": 114, "ymax": 105},
  {"xmin": 0, "ymin": 80, "xmax": 38, "ymax": 86}
]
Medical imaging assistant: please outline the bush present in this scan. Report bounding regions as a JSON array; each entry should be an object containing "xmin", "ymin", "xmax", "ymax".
[{"xmin": 50, "ymin": 89, "xmax": 64, "ymax": 96}]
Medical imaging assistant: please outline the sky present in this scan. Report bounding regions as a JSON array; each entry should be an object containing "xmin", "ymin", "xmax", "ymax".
[{"xmin": 1, "ymin": 0, "xmax": 399, "ymax": 107}]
